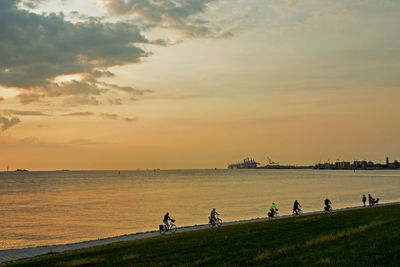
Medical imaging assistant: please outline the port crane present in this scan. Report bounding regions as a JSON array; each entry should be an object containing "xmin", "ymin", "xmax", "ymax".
[{"xmin": 266, "ymin": 157, "xmax": 279, "ymax": 165}]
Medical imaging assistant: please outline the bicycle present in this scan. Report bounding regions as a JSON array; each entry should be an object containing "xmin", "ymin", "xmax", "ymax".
[
  {"xmin": 324, "ymin": 205, "xmax": 332, "ymax": 212},
  {"xmin": 292, "ymin": 208, "xmax": 303, "ymax": 216},
  {"xmin": 159, "ymin": 219, "xmax": 177, "ymax": 235},
  {"xmin": 208, "ymin": 215, "xmax": 222, "ymax": 228},
  {"xmin": 268, "ymin": 209, "xmax": 279, "ymax": 218}
]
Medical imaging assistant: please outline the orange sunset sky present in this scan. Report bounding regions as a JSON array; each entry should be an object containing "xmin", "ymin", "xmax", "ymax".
[{"xmin": 0, "ymin": 0, "xmax": 399, "ymax": 170}]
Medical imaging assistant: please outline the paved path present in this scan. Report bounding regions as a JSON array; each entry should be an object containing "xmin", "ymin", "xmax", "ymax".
[{"xmin": 1, "ymin": 202, "xmax": 398, "ymax": 264}]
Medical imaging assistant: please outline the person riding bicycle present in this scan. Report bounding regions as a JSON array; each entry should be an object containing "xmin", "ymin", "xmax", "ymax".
[
  {"xmin": 324, "ymin": 198, "xmax": 332, "ymax": 211},
  {"xmin": 269, "ymin": 202, "xmax": 278, "ymax": 216},
  {"xmin": 163, "ymin": 212, "xmax": 174, "ymax": 231},
  {"xmin": 210, "ymin": 208, "xmax": 219, "ymax": 224},
  {"xmin": 293, "ymin": 200, "xmax": 301, "ymax": 215}
]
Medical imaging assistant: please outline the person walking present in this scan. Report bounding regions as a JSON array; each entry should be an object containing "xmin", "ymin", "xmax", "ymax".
[
  {"xmin": 368, "ymin": 194, "xmax": 373, "ymax": 206},
  {"xmin": 362, "ymin": 194, "xmax": 367, "ymax": 207}
]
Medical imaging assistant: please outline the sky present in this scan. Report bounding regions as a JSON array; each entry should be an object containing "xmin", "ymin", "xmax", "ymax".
[{"xmin": 0, "ymin": 0, "xmax": 399, "ymax": 170}]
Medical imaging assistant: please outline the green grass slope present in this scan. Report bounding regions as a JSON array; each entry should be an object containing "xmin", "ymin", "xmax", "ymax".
[{"xmin": 5, "ymin": 204, "xmax": 400, "ymax": 266}]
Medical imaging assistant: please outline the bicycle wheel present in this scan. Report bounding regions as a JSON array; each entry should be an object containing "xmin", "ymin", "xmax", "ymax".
[
  {"xmin": 159, "ymin": 229, "xmax": 165, "ymax": 235},
  {"xmin": 170, "ymin": 224, "xmax": 177, "ymax": 233},
  {"xmin": 208, "ymin": 221, "xmax": 214, "ymax": 228},
  {"xmin": 216, "ymin": 218, "xmax": 222, "ymax": 227},
  {"xmin": 298, "ymin": 209, "xmax": 303, "ymax": 215}
]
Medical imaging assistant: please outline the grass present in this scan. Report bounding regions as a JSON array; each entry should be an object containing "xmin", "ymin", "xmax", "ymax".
[{"xmin": 4, "ymin": 204, "xmax": 400, "ymax": 266}]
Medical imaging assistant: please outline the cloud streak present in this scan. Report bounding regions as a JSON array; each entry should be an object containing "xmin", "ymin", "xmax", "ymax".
[
  {"xmin": 62, "ymin": 111, "xmax": 137, "ymax": 122},
  {"xmin": 1, "ymin": 109, "xmax": 49, "ymax": 116},
  {"xmin": 62, "ymin": 112, "xmax": 95, "ymax": 116}
]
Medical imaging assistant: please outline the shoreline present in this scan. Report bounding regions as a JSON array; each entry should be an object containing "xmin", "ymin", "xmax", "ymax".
[{"xmin": 1, "ymin": 201, "xmax": 399, "ymax": 264}]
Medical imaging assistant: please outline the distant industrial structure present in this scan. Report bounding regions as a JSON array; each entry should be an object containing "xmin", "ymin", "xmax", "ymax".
[
  {"xmin": 228, "ymin": 157, "xmax": 260, "ymax": 169},
  {"xmin": 228, "ymin": 156, "xmax": 400, "ymax": 170},
  {"xmin": 228, "ymin": 157, "xmax": 312, "ymax": 169},
  {"xmin": 314, "ymin": 156, "xmax": 400, "ymax": 170}
]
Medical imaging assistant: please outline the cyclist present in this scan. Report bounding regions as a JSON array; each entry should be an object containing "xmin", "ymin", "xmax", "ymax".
[
  {"xmin": 269, "ymin": 202, "xmax": 278, "ymax": 216},
  {"xmin": 293, "ymin": 200, "xmax": 301, "ymax": 215},
  {"xmin": 163, "ymin": 212, "xmax": 174, "ymax": 231},
  {"xmin": 324, "ymin": 198, "xmax": 332, "ymax": 211},
  {"xmin": 210, "ymin": 208, "xmax": 219, "ymax": 225}
]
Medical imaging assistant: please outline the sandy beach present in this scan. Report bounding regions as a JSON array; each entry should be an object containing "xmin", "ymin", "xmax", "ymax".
[{"xmin": 1, "ymin": 202, "xmax": 398, "ymax": 264}]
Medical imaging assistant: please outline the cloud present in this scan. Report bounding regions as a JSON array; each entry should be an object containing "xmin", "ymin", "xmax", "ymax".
[
  {"xmin": 97, "ymin": 81, "xmax": 152, "ymax": 95},
  {"xmin": 1, "ymin": 109, "xmax": 49, "ymax": 116},
  {"xmin": 108, "ymin": 98, "xmax": 123, "ymax": 105},
  {"xmin": 62, "ymin": 111, "xmax": 95, "ymax": 116},
  {"xmin": 62, "ymin": 112, "xmax": 138, "ymax": 122},
  {"xmin": 17, "ymin": 94, "xmax": 42, "ymax": 104},
  {"xmin": 20, "ymin": 0, "xmax": 46, "ymax": 9},
  {"xmin": 0, "ymin": 116, "xmax": 20, "ymax": 131},
  {"xmin": 100, "ymin": 113, "xmax": 119, "ymax": 120},
  {"xmin": 63, "ymin": 96, "xmax": 100, "ymax": 106},
  {"xmin": 103, "ymin": 0, "xmax": 236, "ymax": 39},
  {"xmin": 0, "ymin": 0, "xmax": 152, "ymax": 104},
  {"xmin": 124, "ymin": 117, "xmax": 137, "ymax": 122},
  {"xmin": 0, "ymin": 97, "xmax": 4, "ymax": 101}
]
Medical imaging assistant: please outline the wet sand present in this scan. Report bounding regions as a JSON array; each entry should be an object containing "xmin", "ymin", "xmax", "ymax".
[{"xmin": 1, "ymin": 202, "xmax": 398, "ymax": 264}]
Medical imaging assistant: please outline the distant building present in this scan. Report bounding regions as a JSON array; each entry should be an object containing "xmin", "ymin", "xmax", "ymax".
[
  {"xmin": 353, "ymin": 160, "xmax": 368, "ymax": 169},
  {"xmin": 367, "ymin": 161, "xmax": 375, "ymax": 167},
  {"xmin": 335, "ymin": 161, "xmax": 351, "ymax": 169},
  {"xmin": 388, "ymin": 159, "xmax": 400, "ymax": 169},
  {"xmin": 314, "ymin": 162, "xmax": 334, "ymax": 169}
]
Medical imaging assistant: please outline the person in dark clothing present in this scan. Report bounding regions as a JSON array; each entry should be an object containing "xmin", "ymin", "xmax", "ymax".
[
  {"xmin": 324, "ymin": 198, "xmax": 332, "ymax": 211},
  {"xmin": 163, "ymin": 212, "xmax": 173, "ymax": 230},
  {"xmin": 368, "ymin": 194, "xmax": 373, "ymax": 206},
  {"xmin": 362, "ymin": 194, "xmax": 367, "ymax": 207},
  {"xmin": 293, "ymin": 200, "xmax": 301, "ymax": 215}
]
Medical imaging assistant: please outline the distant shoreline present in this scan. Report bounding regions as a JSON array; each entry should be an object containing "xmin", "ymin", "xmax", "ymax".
[{"xmin": 2, "ymin": 168, "xmax": 400, "ymax": 173}]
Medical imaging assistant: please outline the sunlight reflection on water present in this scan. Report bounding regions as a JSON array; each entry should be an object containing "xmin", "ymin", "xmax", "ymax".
[{"xmin": 0, "ymin": 169, "xmax": 399, "ymax": 249}]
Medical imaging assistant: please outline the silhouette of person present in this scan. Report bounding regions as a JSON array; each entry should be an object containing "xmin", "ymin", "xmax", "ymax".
[
  {"xmin": 368, "ymin": 194, "xmax": 373, "ymax": 206},
  {"xmin": 362, "ymin": 194, "xmax": 367, "ymax": 207}
]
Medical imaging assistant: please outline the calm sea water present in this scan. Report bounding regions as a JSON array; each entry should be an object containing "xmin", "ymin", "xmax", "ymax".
[{"xmin": 0, "ymin": 169, "xmax": 399, "ymax": 250}]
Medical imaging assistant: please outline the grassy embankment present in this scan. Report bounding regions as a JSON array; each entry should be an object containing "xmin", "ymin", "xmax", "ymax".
[{"xmin": 5, "ymin": 204, "xmax": 400, "ymax": 266}]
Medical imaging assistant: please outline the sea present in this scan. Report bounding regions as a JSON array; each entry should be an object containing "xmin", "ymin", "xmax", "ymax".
[{"xmin": 0, "ymin": 169, "xmax": 399, "ymax": 250}]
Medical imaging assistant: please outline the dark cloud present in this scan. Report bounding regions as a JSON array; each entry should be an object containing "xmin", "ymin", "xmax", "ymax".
[
  {"xmin": 99, "ymin": 81, "xmax": 152, "ymax": 95},
  {"xmin": 103, "ymin": 0, "xmax": 234, "ymax": 38},
  {"xmin": 2, "ymin": 109, "xmax": 48, "ymax": 116},
  {"xmin": 0, "ymin": 0, "xmax": 152, "ymax": 104},
  {"xmin": 0, "ymin": 116, "xmax": 20, "ymax": 131}
]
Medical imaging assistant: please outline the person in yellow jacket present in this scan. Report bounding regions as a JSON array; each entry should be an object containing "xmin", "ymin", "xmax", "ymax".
[{"xmin": 269, "ymin": 202, "xmax": 278, "ymax": 217}]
